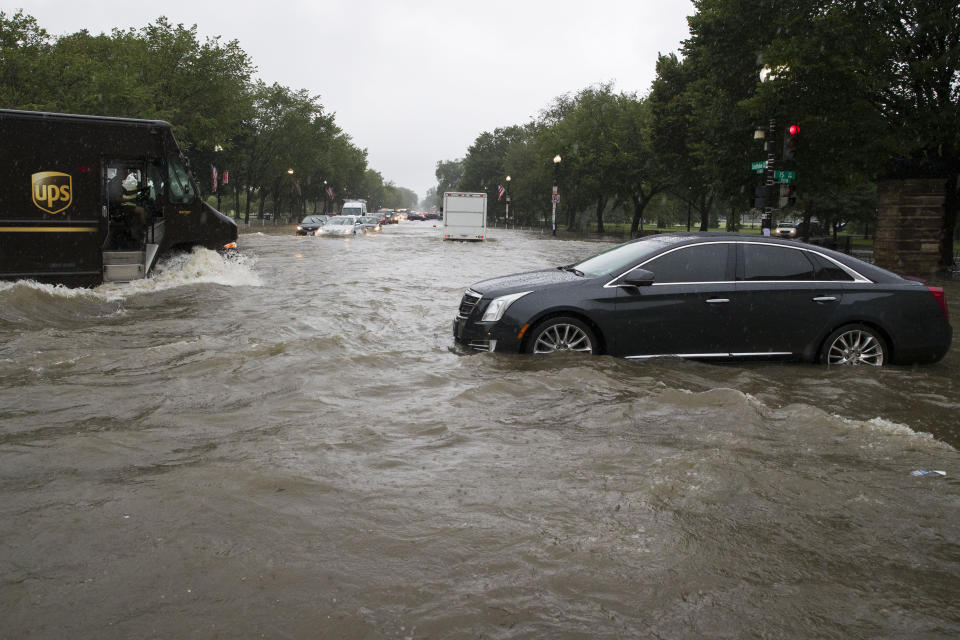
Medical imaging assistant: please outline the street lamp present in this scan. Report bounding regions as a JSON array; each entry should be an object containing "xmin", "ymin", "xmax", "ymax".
[
  {"xmin": 287, "ymin": 168, "xmax": 295, "ymax": 222},
  {"xmin": 505, "ymin": 175, "xmax": 511, "ymax": 224},
  {"xmin": 551, "ymin": 155, "xmax": 561, "ymax": 236}
]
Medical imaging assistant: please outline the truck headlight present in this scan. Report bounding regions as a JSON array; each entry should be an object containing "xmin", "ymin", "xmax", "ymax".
[{"xmin": 481, "ymin": 291, "xmax": 531, "ymax": 322}]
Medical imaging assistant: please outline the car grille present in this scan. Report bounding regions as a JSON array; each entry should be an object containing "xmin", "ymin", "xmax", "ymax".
[{"xmin": 458, "ymin": 289, "xmax": 482, "ymax": 318}]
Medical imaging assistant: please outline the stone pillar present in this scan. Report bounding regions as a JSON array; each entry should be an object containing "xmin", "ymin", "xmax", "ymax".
[{"xmin": 874, "ymin": 179, "xmax": 944, "ymax": 275}]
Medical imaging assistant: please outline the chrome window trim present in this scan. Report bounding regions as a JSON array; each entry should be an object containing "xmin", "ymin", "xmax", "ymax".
[
  {"xmin": 605, "ymin": 241, "xmax": 736, "ymax": 288},
  {"xmin": 605, "ymin": 239, "xmax": 871, "ymax": 288},
  {"xmin": 737, "ymin": 241, "xmax": 871, "ymax": 283}
]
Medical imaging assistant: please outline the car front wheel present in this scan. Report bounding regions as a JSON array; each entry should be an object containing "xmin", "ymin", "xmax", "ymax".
[
  {"xmin": 820, "ymin": 324, "xmax": 887, "ymax": 366},
  {"xmin": 526, "ymin": 317, "xmax": 596, "ymax": 355}
]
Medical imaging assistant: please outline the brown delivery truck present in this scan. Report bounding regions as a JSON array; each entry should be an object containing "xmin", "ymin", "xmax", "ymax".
[{"xmin": 0, "ymin": 109, "xmax": 238, "ymax": 287}]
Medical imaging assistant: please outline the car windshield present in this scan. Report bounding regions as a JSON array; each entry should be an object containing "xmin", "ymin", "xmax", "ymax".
[
  {"xmin": 302, "ymin": 216, "xmax": 324, "ymax": 223},
  {"xmin": 329, "ymin": 217, "xmax": 354, "ymax": 225},
  {"xmin": 572, "ymin": 236, "xmax": 678, "ymax": 277}
]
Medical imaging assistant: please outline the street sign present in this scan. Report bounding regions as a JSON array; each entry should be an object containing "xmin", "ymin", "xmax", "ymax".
[
  {"xmin": 774, "ymin": 170, "xmax": 796, "ymax": 182},
  {"xmin": 751, "ymin": 161, "xmax": 766, "ymax": 170},
  {"xmin": 551, "ymin": 194, "xmax": 560, "ymax": 204}
]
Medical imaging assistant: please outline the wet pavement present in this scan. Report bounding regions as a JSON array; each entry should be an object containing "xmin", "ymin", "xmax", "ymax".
[{"xmin": 1, "ymin": 223, "xmax": 958, "ymax": 638}]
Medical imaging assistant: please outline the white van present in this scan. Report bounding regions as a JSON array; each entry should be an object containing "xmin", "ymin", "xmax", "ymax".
[{"xmin": 341, "ymin": 200, "xmax": 367, "ymax": 217}]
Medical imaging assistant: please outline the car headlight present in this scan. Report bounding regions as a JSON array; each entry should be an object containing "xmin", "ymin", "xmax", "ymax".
[{"xmin": 481, "ymin": 291, "xmax": 531, "ymax": 322}]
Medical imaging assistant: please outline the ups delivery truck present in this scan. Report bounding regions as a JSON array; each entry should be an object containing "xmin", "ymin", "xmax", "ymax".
[{"xmin": 0, "ymin": 109, "xmax": 238, "ymax": 287}]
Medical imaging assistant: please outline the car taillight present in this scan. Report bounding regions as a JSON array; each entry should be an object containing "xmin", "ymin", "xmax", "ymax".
[{"xmin": 927, "ymin": 286, "xmax": 949, "ymax": 323}]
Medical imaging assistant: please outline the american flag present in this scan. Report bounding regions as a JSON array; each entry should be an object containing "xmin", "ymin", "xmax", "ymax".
[
  {"xmin": 211, "ymin": 165, "xmax": 218, "ymax": 192},
  {"xmin": 326, "ymin": 186, "xmax": 334, "ymax": 199},
  {"xmin": 497, "ymin": 185, "xmax": 505, "ymax": 201}
]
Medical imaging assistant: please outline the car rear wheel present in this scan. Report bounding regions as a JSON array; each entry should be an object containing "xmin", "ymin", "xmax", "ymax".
[
  {"xmin": 527, "ymin": 317, "xmax": 596, "ymax": 355},
  {"xmin": 820, "ymin": 324, "xmax": 887, "ymax": 366}
]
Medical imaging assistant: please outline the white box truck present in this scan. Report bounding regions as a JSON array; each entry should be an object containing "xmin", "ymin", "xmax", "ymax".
[{"xmin": 442, "ymin": 192, "xmax": 487, "ymax": 241}]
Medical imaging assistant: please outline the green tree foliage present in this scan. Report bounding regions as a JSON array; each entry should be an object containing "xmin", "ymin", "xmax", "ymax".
[
  {"xmin": 436, "ymin": 0, "xmax": 958, "ymax": 266},
  {"xmin": 435, "ymin": 159, "xmax": 464, "ymax": 199},
  {"xmin": 0, "ymin": 11, "xmax": 51, "ymax": 109},
  {"xmin": 1, "ymin": 11, "xmax": 418, "ymax": 220}
]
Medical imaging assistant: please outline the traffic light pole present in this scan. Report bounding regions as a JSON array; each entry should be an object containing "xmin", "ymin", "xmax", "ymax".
[{"xmin": 762, "ymin": 117, "xmax": 776, "ymax": 234}]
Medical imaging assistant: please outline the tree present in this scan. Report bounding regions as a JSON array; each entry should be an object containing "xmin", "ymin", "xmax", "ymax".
[
  {"xmin": 435, "ymin": 159, "xmax": 464, "ymax": 197},
  {"xmin": 0, "ymin": 10, "xmax": 51, "ymax": 110}
]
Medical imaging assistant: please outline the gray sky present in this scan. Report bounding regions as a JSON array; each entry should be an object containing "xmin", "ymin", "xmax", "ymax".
[{"xmin": 16, "ymin": 1, "xmax": 694, "ymax": 200}]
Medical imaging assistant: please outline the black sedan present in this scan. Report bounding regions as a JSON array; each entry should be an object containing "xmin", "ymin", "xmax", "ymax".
[
  {"xmin": 453, "ymin": 234, "xmax": 952, "ymax": 366},
  {"xmin": 296, "ymin": 215, "xmax": 329, "ymax": 235}
]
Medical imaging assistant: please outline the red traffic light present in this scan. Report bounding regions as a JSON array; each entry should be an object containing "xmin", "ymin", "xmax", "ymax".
[{"xmin": 788, "ymin": 124, "xmax": 800, "ymax": 136}]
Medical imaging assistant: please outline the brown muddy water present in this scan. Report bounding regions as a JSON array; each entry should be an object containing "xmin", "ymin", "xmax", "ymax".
[{"xmin": 2, "ymin": 223, "xmax": 959, "ymax": 639}]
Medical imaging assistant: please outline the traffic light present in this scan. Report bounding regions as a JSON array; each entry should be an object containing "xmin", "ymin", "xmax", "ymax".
[{"xmin": 783, "ymin": 124, "xmax": 799, "ymax": 161}]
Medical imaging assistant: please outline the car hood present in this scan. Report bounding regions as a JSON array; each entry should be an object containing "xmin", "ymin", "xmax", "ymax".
[{"xmin": 470, "ymin": 268, "xmax": 583, "ymax": 297}]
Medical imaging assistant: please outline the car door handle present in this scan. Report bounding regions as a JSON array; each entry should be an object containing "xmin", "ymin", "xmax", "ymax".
[
  {"xmin": 705, "ymin": 298, "xmax": 730, "ymax": 304},
  {"xmin": 812, "ymin": 296, "xmax": 838, "ymax": 302}
]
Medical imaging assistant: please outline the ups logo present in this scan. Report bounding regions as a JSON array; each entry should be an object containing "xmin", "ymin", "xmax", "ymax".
[{"xmin": 32, "ymin": 171, "xmax": 73, "ymax": 214}]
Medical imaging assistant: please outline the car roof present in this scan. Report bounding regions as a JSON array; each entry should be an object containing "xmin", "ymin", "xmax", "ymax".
[{"xmin": 626, "ymin": 232, "xmax": 904, "ymax": 283}]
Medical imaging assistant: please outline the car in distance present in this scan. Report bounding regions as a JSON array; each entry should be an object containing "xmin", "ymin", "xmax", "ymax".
[
  {"xmin": 358, "ymin": 215, "xmax": 381, "ymax": 233},
  {"xmin": 453, "ymin": 233, "xmax": 951, "ymax": 366},
  {"xmin": 296, "ymin": 214, "xmax": 329, "ymax": 235},
  {"xmin": 377, "ymin": 209, "xmax": 399, "ymax": 224},
  {"xmin": 774, "ymin": 222, "xmax": 798, "ymax": 238},
  {"xmin": 316, "ymin": 215, "xmax": 363, "ymax": 236}
]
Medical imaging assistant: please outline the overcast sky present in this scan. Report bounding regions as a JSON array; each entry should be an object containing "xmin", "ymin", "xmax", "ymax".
[{"xmin": 16, "ymin": 0, "xmax": 694, "ymax": 200}]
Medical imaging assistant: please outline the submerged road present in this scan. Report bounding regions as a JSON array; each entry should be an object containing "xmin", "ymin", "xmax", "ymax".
[{"xmin": 2, "ymin": 222, "xmax": 958, "ymax": 638}]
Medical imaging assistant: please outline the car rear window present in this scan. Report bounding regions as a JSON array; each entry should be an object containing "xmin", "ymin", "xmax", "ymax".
[{"xmin": 809, "ymin": 252, "xmax": 855, "ymax": 281}]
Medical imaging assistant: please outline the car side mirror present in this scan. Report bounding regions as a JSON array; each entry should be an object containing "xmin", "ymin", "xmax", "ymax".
[{"xmin": 621, "ymin": 269, "xmax": 655, "ymax": 287}]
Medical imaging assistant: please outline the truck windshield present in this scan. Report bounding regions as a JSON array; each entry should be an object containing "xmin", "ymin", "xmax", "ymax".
[{"xmin": 167, "ymin": 156, "xmax": 196, "ymax": 204}]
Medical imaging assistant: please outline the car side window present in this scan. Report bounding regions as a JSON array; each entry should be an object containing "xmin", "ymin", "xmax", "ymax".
[
  {"xmin": 740, "ymin": 244, "xmax": 815, "ymax": 281},
  {"xmin": 642, "ymin": 243, "xmax": 730, "ymax": 283},
  {"xmin": 808, "ymin": 252, "xmax": 855, "ymax": 281}
]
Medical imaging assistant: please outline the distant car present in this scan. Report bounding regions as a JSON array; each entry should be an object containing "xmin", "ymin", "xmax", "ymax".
[
  {"xmin": 358, "ymin": 215, "xmax": 381, "ymax": 233},
  {"xmin": 453, "ymin": 233, "xmax": 952, "ymax": 366},
  {"xmin": 407, "ymin": 211, "xmax": 425, "ymax": 221},
  {"xmin": 774, "ymin": 222, "xmax": 798, "ymax": 238},
  {"xmin": 377, "ymin": 210, "xmax": 398, "ymax": 224},
  {"xmin": 316, "ymin": 215, "xmax": 362, "ymax": 236},
  {"xmin": 297, "ymin": 215, "xmax": 328, "ymax": 235}
]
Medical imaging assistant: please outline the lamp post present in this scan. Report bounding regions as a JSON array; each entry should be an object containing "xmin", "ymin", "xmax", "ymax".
[
  {"xmin": 287, "ymin": 168, "xmax": 295, "ymax": 222},
  {"xmin": 505, "ymin": 175, "xmax": 511, "ymax": 225},
  {"xmin": 551, "ymin": 155, "xmax": 561, "ymax": 236},
  {"xmin": 323, "ymin": 179, "xmax": 328, "ymax": 214}
]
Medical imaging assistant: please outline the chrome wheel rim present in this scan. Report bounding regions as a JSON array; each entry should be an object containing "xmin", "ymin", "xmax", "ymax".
[
  {"xmin": 826, "ymin": 329, "xmax": 884, "ymax": 366},
  {"xmin": 533, "ymin": 323, "xmax": 593, "ymax": 354}
]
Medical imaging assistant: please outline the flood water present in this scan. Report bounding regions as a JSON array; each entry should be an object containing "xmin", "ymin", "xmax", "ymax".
[{"xmin": 2, "ymin": 223, "xmax": 959, "ymax": 639}]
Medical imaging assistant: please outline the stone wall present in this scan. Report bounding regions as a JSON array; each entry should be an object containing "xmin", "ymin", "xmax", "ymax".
[{"xmin": 874, "ymin": 179, "xmax": 944, "ymax": 275}]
